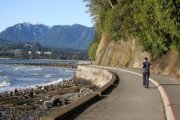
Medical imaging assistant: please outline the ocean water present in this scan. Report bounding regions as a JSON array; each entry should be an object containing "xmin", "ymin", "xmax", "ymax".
[{"xmin": 0, "ymin": 64, "xmax": 75, "ymax": 93}]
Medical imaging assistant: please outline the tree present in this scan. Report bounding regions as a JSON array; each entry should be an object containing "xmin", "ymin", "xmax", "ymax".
[{"xmin": 84, "ymin": 0, "xmax": 180, "ymax": 59}]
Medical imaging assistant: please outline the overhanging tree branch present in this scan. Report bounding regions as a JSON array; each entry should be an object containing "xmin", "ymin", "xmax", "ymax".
[{"xmin": 108, "ymin": 0, "xmax": 114, "ymax": 8}]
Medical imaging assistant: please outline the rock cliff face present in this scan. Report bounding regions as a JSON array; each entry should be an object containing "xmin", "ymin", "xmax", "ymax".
[
  {"xmin": 95, "ymin": 34, "xmax": 180, "ymax": 77},
  {"xmin": 152, "ymin": 50, "xmax": 180, "ymax": 77}
]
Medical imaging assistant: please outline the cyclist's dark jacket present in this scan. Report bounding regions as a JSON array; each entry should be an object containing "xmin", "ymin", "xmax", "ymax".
[{"xmin": 142, "ymin": 61, "xmax": 151, "ymax": 72}]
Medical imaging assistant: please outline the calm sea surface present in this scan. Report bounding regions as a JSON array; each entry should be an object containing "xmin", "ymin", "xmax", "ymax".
[{"xmin": 0, "ymin": 58, "xmax": 76, "ymax": 93}]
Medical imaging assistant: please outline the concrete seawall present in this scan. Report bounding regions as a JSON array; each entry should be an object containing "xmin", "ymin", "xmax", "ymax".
[{"xmin": 76, "ymin": 65, "xmax": 112, "ymax": 87}]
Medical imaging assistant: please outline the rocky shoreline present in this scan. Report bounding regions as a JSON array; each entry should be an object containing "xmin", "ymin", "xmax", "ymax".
[{"xmin": 0, "ymin": 78, "xmax": 98, "ymax": 120}]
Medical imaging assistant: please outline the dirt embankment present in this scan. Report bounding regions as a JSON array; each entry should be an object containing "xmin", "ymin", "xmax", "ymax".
[{"xmin": 95, "ymin": 34, "xmax": 180, "ymax": 77}]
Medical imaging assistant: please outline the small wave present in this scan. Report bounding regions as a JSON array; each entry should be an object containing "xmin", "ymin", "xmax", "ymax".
[
  {"xmin": 44, "ymin": 75, "xmax": 52, "ymax": 78},
  {"xmin": 0, "ymin": 81, "xmax": 11, "ymax": 88},
  {"xmin": 64, "ymin": 69, "xmax": 72, "ymax": 72},
  {"xmin": 24, "ymin": 67, "xmax": 42, "ymax": 71},
  {"xmin": 3, "ymin": 76, "xmax": 9, "ymax": 79},
  {"xmin": 14, "ymin": 68, "xmax": 18, "ymax": 70},
  {"xmin": 13, "ymin": 67, "xmax": 43, "ymax": 72},
  {"xmin": 31, "ymin": 67, "xmax": 42, "ymax": 71},
  {"xmin": 13, "ymin": 66, "xmax": 25, "ymax": 70},
  {"xmin": 47, "ymin": 78, "xmax": 63, "ymax": 85},
  {"xmin": 30, "ymin": 78, "xmax": 64, "ymax": 88},
  {"xmin": 13, "ymin": 66, "xmax": 26, "ymax": 70}
]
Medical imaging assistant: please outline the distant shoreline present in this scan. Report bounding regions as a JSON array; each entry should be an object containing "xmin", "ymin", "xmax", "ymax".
[{"xmin": 0, "ymin": 58, "xmax": 78, "ymax": 68}]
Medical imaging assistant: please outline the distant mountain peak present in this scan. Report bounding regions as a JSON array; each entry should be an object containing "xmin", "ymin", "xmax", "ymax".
[
  {"xmin": 15, "ymin": 22, "xmax": 49, "ymax": 29},
  {"xmin": 22, "ymin": 22, "xmax": 31, "ymax": 26},
  {"xmin": 16, "ymin": 22, "xmax": 33, "ymax": 29}
]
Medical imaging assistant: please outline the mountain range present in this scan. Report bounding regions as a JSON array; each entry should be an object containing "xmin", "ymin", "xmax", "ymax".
[{"xmin": 0, "ymin": 22, "xmax": 95, "ymax": 50}]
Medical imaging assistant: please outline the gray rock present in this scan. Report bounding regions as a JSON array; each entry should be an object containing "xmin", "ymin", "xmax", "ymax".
[
  {"xmin": 80, "ymin": 88, "xmax": 93, "ymax": 95},
  {"xmin": 43, "ymin": 101, "xmax": 52, "ymax": 110}
]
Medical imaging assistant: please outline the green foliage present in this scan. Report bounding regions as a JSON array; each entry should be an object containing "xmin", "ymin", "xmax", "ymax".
[
  {"xmin": 83, "ymin": 0, "xmax": 111, "ymax": 20},
  {"xmin": 88, "ymin": 39, "xmax": 99, "ymax": 60},
  {"xmin": 84, "ymin": 0, "xmax": 180, "ymax": 59},
  {"xmin": 104, "ymin": 3, "xmax": 134, "ymax": 41},
  {"xmin": 133, "ymin": 0, "xmax": 180, "ymax": 58}
]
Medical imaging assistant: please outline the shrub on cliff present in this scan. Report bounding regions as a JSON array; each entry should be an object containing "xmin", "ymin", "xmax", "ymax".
[
  {"xmin": 88, "ymin": 33, "xmax": 100, "ymax": 60},
  {"xmin": 104, "ymin": 3, "xmax": 134, "ymax": 41},
  {"xmin": 133, "ymin": 0, "xmax": 180, "ymax": 58}
]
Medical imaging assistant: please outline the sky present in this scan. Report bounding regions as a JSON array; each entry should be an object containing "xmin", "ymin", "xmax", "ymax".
[{"xmin": 0, "ymin": 0, "xmax": 93, "ymax": 32}]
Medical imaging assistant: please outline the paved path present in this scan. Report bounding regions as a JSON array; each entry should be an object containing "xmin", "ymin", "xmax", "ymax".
[
  {"xmin": 123, "ymin": 67, "xmax": 180, "ymax": 120},
  {"xmin": 66, "ymin": 67, "xmax": 165, "ymax": 120}
]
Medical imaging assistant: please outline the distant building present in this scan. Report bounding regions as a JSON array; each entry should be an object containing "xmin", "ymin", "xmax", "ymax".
[
  {"xmin": 28, "ymin": 51, "xmax": 32, "ymax": 55},
  {"xmin": 36, "ymin": 51, "xmax": 41, "ymax": 55},
  {"xmin": 44, "ymin": 51, "xmax": 52, "ymax": 55},
  {"xmin": 13, "ymin": 49, "xmax": 22, "ymax": 57}
]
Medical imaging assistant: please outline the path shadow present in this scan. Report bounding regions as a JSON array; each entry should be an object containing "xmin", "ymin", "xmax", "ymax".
[
  {"xmin": 61, "ymin": 73, "xmax": 120, "ymax": 120},
  {"xmin": 102, "ymin": 74, "xmax": 120, "ymax": 95}
]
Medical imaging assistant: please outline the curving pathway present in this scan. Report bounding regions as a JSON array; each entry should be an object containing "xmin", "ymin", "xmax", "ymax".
[{"xmin": 66, "ymin": 67, "xmax": 165, "ymax": 120}]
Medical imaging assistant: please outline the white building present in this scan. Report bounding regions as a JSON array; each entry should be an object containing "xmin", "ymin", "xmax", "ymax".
[
  {"xmin": 36, "ymin": 51, "xmax": 41, "ymax": 55},
  {"xmin": 44, "ymin": 51, "xmax": 52, "ymax": 55}
]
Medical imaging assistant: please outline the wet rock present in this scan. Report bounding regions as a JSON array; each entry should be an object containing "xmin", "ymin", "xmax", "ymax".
[
  {"xmin": 44, "ymin": 97, "xmax": 62, "ymax": 109},
  {"xmin": 9, "ymin": 91, "xmax": 13, "ymax": 96},
  {"xmin": 29, "ymin": 90, "xmax": 34, "ymax": 98},
  {"xmin": 24, "ymin": 94, "xmax": 29, "ymax": 98},
  {"xmin": 52, "ymin": 98, "xmax": 62, "ymax": 107},
  {"xmin": 59, "ymin": 97, "xmax": 69, "ymax": 105},
  {"xmin": 43, "ymin": 101, "xmax": 52, "ymax": 110},
  {"xmin": 0, "ymin": 111, "xmax": 5, "ymax": 118},
  {"xmin": 59, "ymin": 80, "xmax": 75, "ymax": 87},
  {"xmin": 80, "ymin": 88, "xmax": 93, "ymax": 95},
  {"xmin": 14, "ymin": 88, "xmax": 19, "ymax": 96}
]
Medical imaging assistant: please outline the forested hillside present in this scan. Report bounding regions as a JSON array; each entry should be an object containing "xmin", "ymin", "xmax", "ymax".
[{"xmin": 84, "ymin": 0, "xmax": 180, "ymax": 76}]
